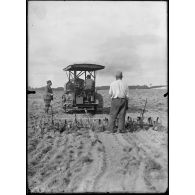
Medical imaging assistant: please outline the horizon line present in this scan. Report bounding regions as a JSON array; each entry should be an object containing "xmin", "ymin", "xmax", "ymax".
[{"xmin": 28, "ymin": 84, "xmax": 167, "ymax": 89}]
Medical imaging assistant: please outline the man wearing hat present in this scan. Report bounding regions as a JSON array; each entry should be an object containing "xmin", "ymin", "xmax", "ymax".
[
  {"xmin": 43, "ymin": 80, "xmax": 53, "ymax": 113},
  {"xmin": 109, "ymin": 71, "xmax": 129, "ymax": 133}
]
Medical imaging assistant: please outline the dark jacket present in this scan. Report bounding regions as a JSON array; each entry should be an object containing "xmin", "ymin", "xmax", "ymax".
[{"xmin": 44, "ymin": 85, "xmax": 53, "ymax": 100}]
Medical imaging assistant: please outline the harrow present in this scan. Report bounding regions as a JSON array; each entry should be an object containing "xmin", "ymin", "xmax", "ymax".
[{"xmin": 40, "ymin": 98, "xmax": 165, "ymax": 134}]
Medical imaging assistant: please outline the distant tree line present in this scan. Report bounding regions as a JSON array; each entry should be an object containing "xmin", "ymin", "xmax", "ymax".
[
  {"xmin": 96, "ymin": 85, "xmax": 166, "ymax": 90},
  {"xmin": 28, "ymin": 85, "xmax": 166, "ymax": 91},
  {"xmin": 128, "ymin": 85, "xmax": 150, "ymax": 89},
  {"xmin": 28, "ymin": 86, "xmax": 64, "ymax": 91}
]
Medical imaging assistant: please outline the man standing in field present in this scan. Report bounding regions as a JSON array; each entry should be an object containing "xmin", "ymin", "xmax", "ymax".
[
  {"xmin": 43, "ymin": 80, "xmax": 53, "ymax": 113},
  {"xmin": 109, "ymin": 71, "xmax": 129, "ymax": 133}
]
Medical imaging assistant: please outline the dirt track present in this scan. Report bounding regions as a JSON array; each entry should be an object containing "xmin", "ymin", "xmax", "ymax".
[
  {"xmin": 28, "ymin": 89, "xmax": 168, "ymax": 193},
  {"xmin": 70, "ymin": 131, "xmax": 167, "ymax": 193},
  {"xmin": 28, "ymin": 118, "xmax": 167, "ymax": 193}
]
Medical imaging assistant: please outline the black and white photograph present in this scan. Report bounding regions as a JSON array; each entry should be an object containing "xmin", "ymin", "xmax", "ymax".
[{"xmin": 27, "ymin": 0, "xmax": 168, "ymax": 193}]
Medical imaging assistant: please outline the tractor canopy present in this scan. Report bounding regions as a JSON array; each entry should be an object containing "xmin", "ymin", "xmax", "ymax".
[{"xmin": 63, "ymin": 63, "xmax": 105, "ymax": 71}]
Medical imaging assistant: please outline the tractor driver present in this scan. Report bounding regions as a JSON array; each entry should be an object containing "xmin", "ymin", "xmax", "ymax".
[
  {"xmin": 84, "ymin": 75, "xmax": 95, "ymax": 101},
  {"xmin": 84, "ymin": 75, "xmax": 95, "ymax": 90}
]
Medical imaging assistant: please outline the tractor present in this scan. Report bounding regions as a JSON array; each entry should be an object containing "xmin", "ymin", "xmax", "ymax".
[{"xmin": 62, "ymin": 63, "xmax": 105, "ymax": 113}]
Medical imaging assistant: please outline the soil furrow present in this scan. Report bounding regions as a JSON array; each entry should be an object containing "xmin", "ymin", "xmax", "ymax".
[
  {"xmin": 94, "ymin": 133, "xmax": 126, "ymax": 192},
  {"xmin": 92, "ymin": 142, "xmax": 107, "ymax": 191}
]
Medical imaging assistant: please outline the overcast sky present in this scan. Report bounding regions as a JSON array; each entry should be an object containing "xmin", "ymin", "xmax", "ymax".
[{"xmin": 28, "ymin": 1, "xmax": 167, "ymax": 88}]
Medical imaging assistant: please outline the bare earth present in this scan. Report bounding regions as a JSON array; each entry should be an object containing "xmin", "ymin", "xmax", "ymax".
[{"xmin": 28, "ymin": 89, "xmax": 168, "ymax": 193}]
